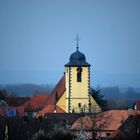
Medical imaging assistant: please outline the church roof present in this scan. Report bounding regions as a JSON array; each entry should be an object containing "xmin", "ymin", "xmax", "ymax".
[
  {"xmin": 37, "ymin": 105, "xmax": 65, "ymax": 117},
  {"xmin": 36, "ymin": 75, "xmax": 66, "ymax": 116},
  {"xmin": 44, "ymin": 75, "xmax": 65, "ymax": 106},
  {"xmin": 65, "ymin": 48, "xmax": 91, "ymax": 67}
]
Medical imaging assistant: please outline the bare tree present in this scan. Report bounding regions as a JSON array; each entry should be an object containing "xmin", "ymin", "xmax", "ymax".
[{"xmin": 73, "ymin": 105, "xmax": 111, "ymax": 140}]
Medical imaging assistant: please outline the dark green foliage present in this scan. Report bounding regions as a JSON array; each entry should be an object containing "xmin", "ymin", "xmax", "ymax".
[
  {"xmin": 0, "ymin": 117, "xmax": 74, "ymax": 140},
  {"xmin": 45, "ymin": 130, "xmax": 73, "ymax": 140},
  {"xmin": 0, "ymin": 89, "xmax": 9, "ymax": 100},
  {"xmin": 90, "ymin": 88, "xmax": 108, "ymax": 111}
]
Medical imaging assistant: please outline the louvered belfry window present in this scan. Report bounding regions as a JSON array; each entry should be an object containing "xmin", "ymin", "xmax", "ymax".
[{"xmin": 77, "ymin": 67, "xmax": 82, "ymax": 82}]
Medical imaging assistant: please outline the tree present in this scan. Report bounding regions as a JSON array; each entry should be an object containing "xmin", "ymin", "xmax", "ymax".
[
  {"xmin": 90, "ymin": 88, "xmax": 108, "ymax": 111},
  {"xmin": 0, "ymin": 90, "xmax": 9, "ymax": 100},
  {"xmin": 108, "ymin": 111, "xmax": 140, "ymax": 140},
  {"xmin": 73, "ymin": 108, "xmax": 112, "ymax": 140}
]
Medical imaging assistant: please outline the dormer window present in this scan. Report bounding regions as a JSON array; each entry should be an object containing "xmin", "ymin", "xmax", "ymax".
[{"xmin": 77, "ymin": 67, "xmax": 82, "ymax": 82}]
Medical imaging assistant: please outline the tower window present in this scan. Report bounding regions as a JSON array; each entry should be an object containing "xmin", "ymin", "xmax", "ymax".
[
  {"xmin": 77, "ymin": 67, "xmax": 82, "ymax": 82},
  {"xmin": 78, "ymin": 103, "xmax": 81, "ymax": 108},
  {"xmin": 72, "ymin": 109, "xmax": 75, "ymax": 113}
]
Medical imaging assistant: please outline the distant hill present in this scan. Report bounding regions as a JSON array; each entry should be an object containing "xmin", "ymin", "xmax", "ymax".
[
  {"xmin": 0, "ymin": 84, "xmax": 54, "ymax": 97},
  {"xmin": 100, "ymin": 86, "xmax": 140, "ymax": 101},
  {"xmin": 0, "ymin": 84, "xmax": 140, "ymax": 101}
]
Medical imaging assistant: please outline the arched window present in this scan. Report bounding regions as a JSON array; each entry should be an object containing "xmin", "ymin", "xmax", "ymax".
[
  {"xmin": 72, "ymin": 109, "xmax": 75, "ymax": 113},
  {"xmin": 77, "ymin": 67, "xmax": 82, "ymax": 82}
]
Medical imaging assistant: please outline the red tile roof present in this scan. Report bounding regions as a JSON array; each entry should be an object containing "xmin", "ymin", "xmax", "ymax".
[
  {"xmin": 36, "ymin": 76, "xmax": 66, "ymax": 116},
  {"xmin": 45, "ymin": 75, "xmax": 65, "ymax": 105},
  {"xmin": 134, "ymin": 101, "xmax": 140, "ymax": 110},
  {"xmin": 23, "ymin": 94, "xmax": 49, "ymax": 112},
  {"xmin": 71, "ymin": 110, "xmax": 140, "ymax": 131},
  {"xmin": 37, "ymin": 105, "xmax": 65, "ymax": 117},
  {"xmin": 108, "ymin": 130, "xmax": 121, "ymax": 139}
]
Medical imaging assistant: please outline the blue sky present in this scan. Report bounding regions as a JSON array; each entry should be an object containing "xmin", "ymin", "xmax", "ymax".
[{"xmin": 0, "ymin": 0, "xmax": 140, "ymax": 87}]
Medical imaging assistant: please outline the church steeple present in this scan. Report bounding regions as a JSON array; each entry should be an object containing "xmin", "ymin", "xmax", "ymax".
[
  {"xmin": 65, "ymin": 35, "xmax": 91, "ymax": 113},
  {"xmin": 76, "ymin": 33, "xmax": 79, "ymax": 51},
  {"xmin": 65, "ymin": 34, "xmax": 90, "ymax": 67}
]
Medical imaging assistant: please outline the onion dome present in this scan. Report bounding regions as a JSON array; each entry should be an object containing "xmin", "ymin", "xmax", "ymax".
[{"xmin": 65, "ymin": 47, "xmax": 91, "ymax": 67}]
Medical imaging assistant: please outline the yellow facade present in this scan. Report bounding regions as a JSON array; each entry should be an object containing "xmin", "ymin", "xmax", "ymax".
[
  {"xmin": 56, "ymin": 67, "xmax": 101, "ymax": 113},
  {"xmin": 65, "ymin": 67, "xmax": 90, "ymax": 113},
  {"xmin": 56, "ymin": 47, "xmax": 101, "ymax": 113},
  {"xmin": 56, "ymin": 66, "xmax": 101, "ymax": 113},
  {"xmin": 56, "ymin": 91, "xmax": 66, "ymax": 112}
]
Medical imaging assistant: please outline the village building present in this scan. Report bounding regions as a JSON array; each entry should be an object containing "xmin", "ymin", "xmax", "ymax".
[
  {"xmin": 37, "ymin": 40, "xmax": 100, "ymax": 117},
  {"xmin": 134, "ymin": 101, "xmax": 140, "ymax": 110},
  {"xmin": 0, "ymin": 106, "xmax": 24, "ymax": 118},
  {"xmin": 22, "ymin": 94, "xmax": 49, "ymax": 117},
  {"xmin": 71, "ymin": 110, "xmax": 140, "ymax": 139},
  {"xmin": 0, "ymin": 98, "xmax": 28, "ymax": 118},
  {"xmin": 0, "ymin": 100, "xmax": 9, "ymax": 107}
]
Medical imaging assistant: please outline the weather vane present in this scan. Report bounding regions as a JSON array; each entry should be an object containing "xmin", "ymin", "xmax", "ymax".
[{"xmin": 76, "ymin": 32, "xmax": 80, "ymax": 50}]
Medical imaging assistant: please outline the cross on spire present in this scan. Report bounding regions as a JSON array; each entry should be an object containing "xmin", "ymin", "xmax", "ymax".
[{"xmin": 76, "ymin": 32, "xmax": 80, "ymax": 50}]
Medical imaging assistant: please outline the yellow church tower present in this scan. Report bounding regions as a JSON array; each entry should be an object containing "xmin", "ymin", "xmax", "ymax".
[
  {"xmin": 37, "ymin": 36, "xmax": 101, "ymax": 117},
  {"xmin": 64, "ymin": 36, "xmax": 99, "ymax": 113}
]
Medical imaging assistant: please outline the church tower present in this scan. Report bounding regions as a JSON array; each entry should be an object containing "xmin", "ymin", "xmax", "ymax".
[
  {"xmin": 65, "ymin": 38, "xmax": 91, "ymax": 113},
  {"xmin": 37, "ymin": 36, "xmax": 101, "ymax": 117}
]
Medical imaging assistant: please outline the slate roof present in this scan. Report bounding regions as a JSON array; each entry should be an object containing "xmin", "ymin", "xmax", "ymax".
[{"xmin": 65, "ymin": 49, "xmax": 91, "ymax": 67}]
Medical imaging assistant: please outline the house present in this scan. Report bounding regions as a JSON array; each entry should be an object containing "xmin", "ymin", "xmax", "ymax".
[
  {"xmin": 0, "ymin": 98, "xmax": 28, "ymax": 118},
  {"xmin": 71, "ymin": 110, "xmax": 140, "ymax": 139},
  {"xmin": 108, "ymin": 115, "xmax": 140, "ymax": 140},
  {"xmin": 5, "ymin": 97, "xmax": 30, "ymax": 107},
  {"xmin": 0, "ymin": 106, "xmax": 24, "ymax": 118},
  {"xmin": 134, "ymin": 101, "xmax": 140, "ymax": 110},
  {"xmin": 22, "ymin": 94, "xmax": 49, "ymax": 117},
  {"xmin": 37, "ymin": 41, "xmax": 100, "ymax": 117},
  {"xmin": 0, "ymin": 100, "xmax": 9, "ymax": 107}
]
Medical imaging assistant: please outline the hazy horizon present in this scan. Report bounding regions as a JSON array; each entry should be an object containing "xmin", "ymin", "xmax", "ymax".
[{"xmin": 0, "ymin": 0, "xmax": 140, "ymax": 87}]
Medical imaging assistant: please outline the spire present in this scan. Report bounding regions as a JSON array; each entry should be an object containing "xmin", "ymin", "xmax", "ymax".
[{"xmin": 76, "ymin": 32, "xmax": 80, "ymax": 50}]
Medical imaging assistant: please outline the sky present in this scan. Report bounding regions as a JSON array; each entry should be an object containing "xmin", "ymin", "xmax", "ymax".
[{"xmin": 0, "ymin": 0, "xmax": 140, "ymax": 87}]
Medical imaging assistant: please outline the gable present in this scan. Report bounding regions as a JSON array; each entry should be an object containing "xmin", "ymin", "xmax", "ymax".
[
  {"xmin": 45, "ymin": 75, "xmax": 66, "ymax": 106},
  {"xmin": 56, "ymin": 91, "xmax": 66, "ymax": 112},
  {"xmin": 37, "ymin": 76, "xmax": 66, "ymax": 115}
]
